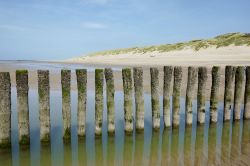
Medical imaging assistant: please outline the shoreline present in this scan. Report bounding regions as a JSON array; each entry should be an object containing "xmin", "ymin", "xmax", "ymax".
[{"xmin": 0, "ymin": 45, "xmax": 249, "ymax": 102}]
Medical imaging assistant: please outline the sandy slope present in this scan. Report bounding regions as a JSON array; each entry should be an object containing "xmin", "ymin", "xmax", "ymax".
[{"xmin": 68, "ymin": 45, "xmax": 250, "ymax": 66}]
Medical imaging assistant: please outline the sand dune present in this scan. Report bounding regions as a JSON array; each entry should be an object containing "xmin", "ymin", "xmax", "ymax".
[{"xmin": 68, "ymin": 45, "xmax": 250, "ymax": 66}]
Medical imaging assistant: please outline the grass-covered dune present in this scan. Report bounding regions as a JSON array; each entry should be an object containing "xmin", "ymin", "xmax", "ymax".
[{"xmin": 87, "ymin": 33, "xmax": 250, "ymax": 57}]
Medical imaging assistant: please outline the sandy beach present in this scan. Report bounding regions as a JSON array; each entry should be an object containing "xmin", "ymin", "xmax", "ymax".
[
  {"xmin": 2, "ymin": 45, "xmax": 250, "ymax": 102},
  {"xmin": 68, "ymin": 45, "xmax": 250, "ymax": 66}
]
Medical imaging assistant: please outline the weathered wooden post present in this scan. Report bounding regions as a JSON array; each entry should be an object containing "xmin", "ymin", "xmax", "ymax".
[
  {"xmin": 163, "ymin": 66, "xmax": 173, "ymax": 128},
  {"xmin": 197, "ymin": 67, "xmax": 207, "ymax": 124},
  {"xmin": 210, "ymin": 66, "xmax": 220, "ymax": 123},
  {"xmin": 233, "ymin": 66, "xmax": 244, "ymax": 120},
  {"xmin": 223, "ymin": 66, "xmax": 235, "ymax": 121},
  {"xmin": 122, "ymin": 68, "xmax": 133, "ymax": 133},
  {"xmin": 185, "ymin": 67, "xmax": 197, "ymax": 126},
  {"xmin": 172, "ymin": 66, "xmax": 182, "ymax": 128},
  {"xmin": 76, "ymin": 69, "xmax": 87, "ymax": 138},
  {"xmin": 16, "ymin": 70, "xmax": 30, "ymax": 145},
  {"xmin": 61, "ymin": 70, "xmax": 71, "ymax": 142},
  {"xmin": 244, "ymin": 66, "xmax": 250, "ymax": 119},
  {"xmin": 0, "ymin": 72, "xmax": 11, "ymax": 148},
  {"xmin": 104, "ymin": 68, "xmax": 115, "ymax": 134},
  {"xmin": 95, "ymin": 69, "xmax": 104, "ymax": 136},
  {"xmin": 150, "ymin": 68, "xmax": 160, "ymax": 130},
  {"xmin": 133, "ymin": 67, "xmax": 144, "ymax": 131},
  {"xmin": 38, "ymin": 70, "xmax": 50, "ymax": 143}
]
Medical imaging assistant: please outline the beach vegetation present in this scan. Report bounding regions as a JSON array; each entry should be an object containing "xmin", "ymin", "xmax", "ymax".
[{"xmin": 83, "ymin": 33, "xmax": 250, "ymax": 57}]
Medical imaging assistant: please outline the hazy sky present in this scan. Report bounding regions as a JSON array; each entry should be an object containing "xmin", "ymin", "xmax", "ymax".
[{"xmin": 0, "ymin": 0, "xmax": 249, "ymax": 60}]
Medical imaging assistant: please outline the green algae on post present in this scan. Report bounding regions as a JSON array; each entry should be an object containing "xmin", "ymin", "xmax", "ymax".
[
  {"xmin": 185, "ymin": 67, "xmax": 197, "ymax": 126},
  {"xmin": 19, "ymin": 135, "xmax": 30, "ymax": 145},
  {"xmin": 16, "ymin": 70, "xmax": 30, "ymax": 145},
  {"xmin": 150, "ymin": 68, "xmax": 160, "ymax": 130},
  {"xmin": 233, "ymin": 66, "xmax": 245, "ymax": 120},
  {"xmin": 63, "ymin": 127, "xmax": 71, "ymax": 142},
  {"xmin": 172, "ymin": 66, "xmax": 182, "ymax": 128},
  {"xmin": 122, "ymin": 68, "xmax": 133, "ymax": 133},
  {"xmin": 0, "ymin": 72, "xmax": 11, "ymax": 148},
  {"xmin": 163, "ymin": 66, "xmax": 173, "ymax": 128},
  {"xmin": 38, "ymin": 70, "xmax": 51, "ymax": 143},
  {"xmin": 95, "ymin": 69, "xmax": 104, "ymax": 136},
  {"xmin": 244, "ymin": 66, "xmax": 250, "ymax": 119},
  {"xmin": 209, "ymin": 66, "xmax": 220, "ymax": 123},
  {"xmin": 104, "ymin": 68, "xmax": 115, "ymax": 134},
  {"xmin": 197, "ymin": 67, "xmax": 207, "ymax": 125},
  {"xmin": 61, "ymin": 70, "xmax": 71, "ymax": 142},
  {"xmin": 76, "ymin": 69, "xmax": 87, "ymax": 137},
  {"xmin": 223, "ymin": 66, "xmax": 235, "ymax": 121},
  {"xmin": 133, "ymin": 67, "xmax": 145, "ymax": 132}
]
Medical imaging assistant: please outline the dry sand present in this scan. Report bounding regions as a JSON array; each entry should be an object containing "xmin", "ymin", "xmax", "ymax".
[{"xmin": 68, "ymin": 45, "xmax": 250, "ymax": 66}]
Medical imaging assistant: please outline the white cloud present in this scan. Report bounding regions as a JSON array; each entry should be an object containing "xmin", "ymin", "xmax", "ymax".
[{"xmin": 81, "ymin": 22, "xmax": 107, "ymax": 29}]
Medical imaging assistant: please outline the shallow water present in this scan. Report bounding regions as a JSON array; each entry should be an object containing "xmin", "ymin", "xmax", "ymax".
[
  {"xmin": 0, "ymin": 61, "xmax": 250, "ymax": 166},
  {"xmin": 0, "ymin": 89, "xmax": 249, "ymax": 166}
]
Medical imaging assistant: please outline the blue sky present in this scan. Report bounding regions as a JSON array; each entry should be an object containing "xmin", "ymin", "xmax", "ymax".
[{"xmin": 0, "ymin": 0, "xmax": 249, "ymax": 60}]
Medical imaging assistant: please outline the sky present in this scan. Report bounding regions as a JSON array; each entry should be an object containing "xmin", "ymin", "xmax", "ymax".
[{"xmin": 0, "ymin": 0, "xmax": 249, "ymax": 60}]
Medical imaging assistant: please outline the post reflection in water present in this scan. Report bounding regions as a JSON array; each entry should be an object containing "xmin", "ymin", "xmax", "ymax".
[{"xmin": 1, "ymin": 89, "xmax": 250, "ymax": 166}]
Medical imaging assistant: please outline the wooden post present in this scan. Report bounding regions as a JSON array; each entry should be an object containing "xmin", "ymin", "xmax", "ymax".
[
  {"xmin": 210, "ymin": 66, "xmax": 220, "ymax": 123},
  {"xmin": 122, "ymin": 68, "xmax": 133, "ymax": 133},
  {"xmin": 197, "ymin": 67, "xmax": 207, "ymax": 124},
  {"xmin": 244, "ymin": 66, "xmax": 250, "ymax": 119},
  {"xmin": 233, "ymin": 66, "xmax": 244, "ymax": 120},
  {"xmin": 223, "ymin": 66, "xmax": 235, "ymax": 121},
  {"xmin": 76, "ymin": 69, "xmax": 87, "ymax": 137},
  {"xmin": 172, "ymin": 66, "xmax": 182, "ymax": 128},
  {"xmin": 163, "ymin": 66, "xmax": 173, "ymax": 128},
  {"xmin": 0, "ymin": 72, "xmax": 11, "ymax": 148},
  {"xmin": 95, "ymin": 69, "xmax": 104, "ymax": 136},
  {"xmin": 61, "ymin": 70, "xmax": 71, "ymax": 142},
  {"xmin": 16, "ymin": 70, "xmax": 30, "ymax": 145},
  {"xmin": 133, "ymin": 67, "xmax": 144, "ymax": 131},
  {"xmin": 150, "ymin": 68, "xmax": 160, "ymax": 130},
  {"xmin": 104, "ymin": 68, "xmax": 115, "ymax": 134},
  {"xmin": 185, "ymin": 67, "xmax": 197, "ymax": 126},
  {"xmin": 38, "ymin": 70, "xmax": 50, "ymax": 143}
]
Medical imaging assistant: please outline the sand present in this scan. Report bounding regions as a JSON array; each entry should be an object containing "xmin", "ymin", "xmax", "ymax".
[
  {"xmin": 0, "ymin": 45, "xmax": 249, "ymax": 102},
  {"xmin": 68, "ymin": 45, "xmax": 250, "ymax": 66}
]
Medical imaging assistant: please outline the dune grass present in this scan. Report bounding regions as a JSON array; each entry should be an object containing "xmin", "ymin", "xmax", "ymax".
[{"xmin": 87, "ymin": 33, "xmax": 250, "ymax": 57}]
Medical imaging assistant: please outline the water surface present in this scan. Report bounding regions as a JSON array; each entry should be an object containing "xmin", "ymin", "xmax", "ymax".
[{"xmin": 0, "ymin": 61, "xmax": 250, "ymax": 166}]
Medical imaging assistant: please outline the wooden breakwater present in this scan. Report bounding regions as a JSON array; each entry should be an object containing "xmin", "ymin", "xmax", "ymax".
[{"xmin": 0, "ymin": 66, "xmax": 250, "ymax": 147}]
